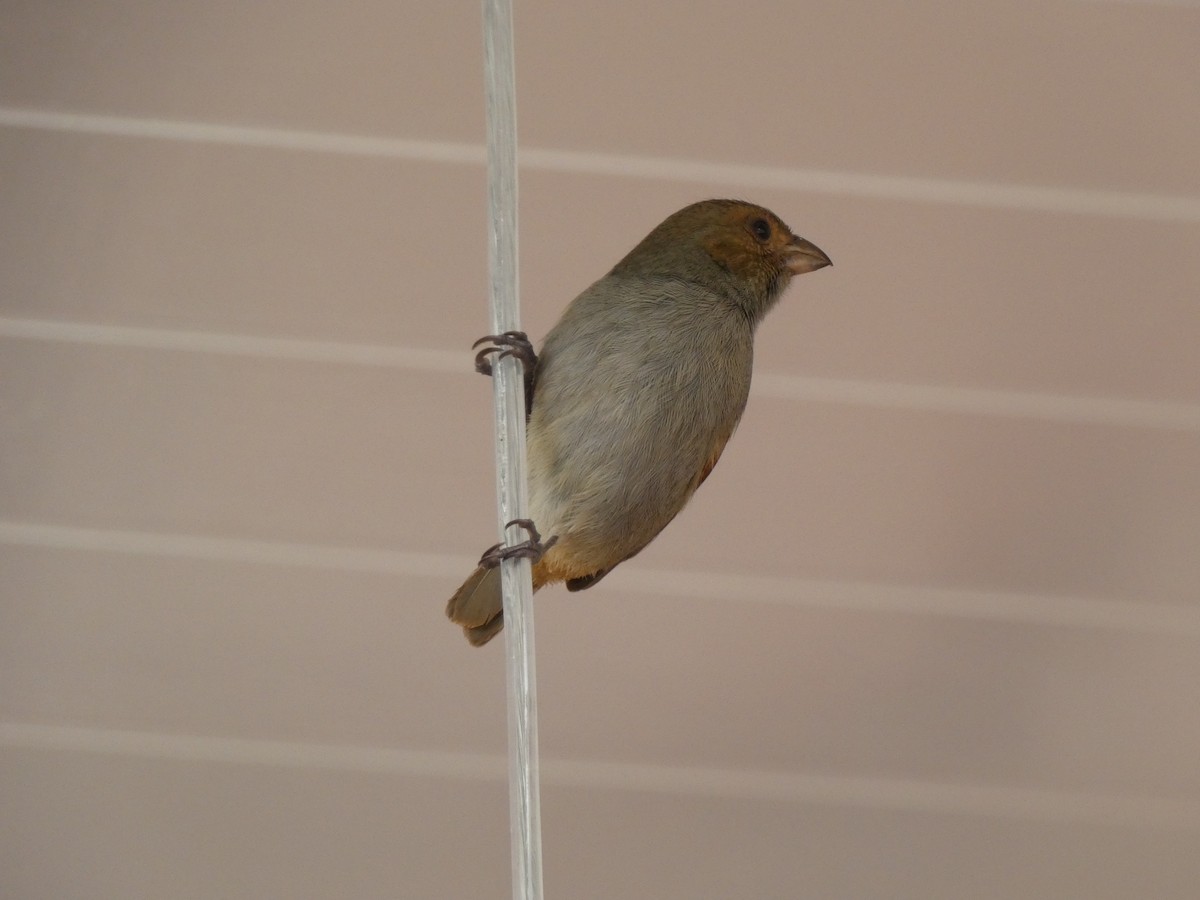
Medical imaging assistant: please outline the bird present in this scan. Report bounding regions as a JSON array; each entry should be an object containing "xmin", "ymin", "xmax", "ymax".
[{"xmin": 447, "ymin": 199, "xmax": 831, "ymax": 646}]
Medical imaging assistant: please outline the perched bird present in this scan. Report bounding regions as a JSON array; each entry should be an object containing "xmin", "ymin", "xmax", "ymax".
[{"xmin": 447, "ymin": 199, "xmax": 831, "ymax": 645}]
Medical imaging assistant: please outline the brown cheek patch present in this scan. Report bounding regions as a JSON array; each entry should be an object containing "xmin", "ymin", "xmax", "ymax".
[{"xmin": 702, "ymin": 233, "xmax": 759, "ymax": 275}]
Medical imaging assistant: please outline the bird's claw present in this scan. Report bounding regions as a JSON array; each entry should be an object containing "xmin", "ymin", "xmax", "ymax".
[
  {"xmin": 472, "ymin": 331, "xmax": 538, "ymax": 420},
  {"xmin": 472, "ymin": 331, "xmax": 537, "ymax": 377},
  {"xmin": 477, "ymin": 518, "xmax": 558, "ymax": 568}
]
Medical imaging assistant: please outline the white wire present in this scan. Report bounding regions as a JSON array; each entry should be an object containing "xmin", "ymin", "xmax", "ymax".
[{"xmin": 481, "ymin": 1, "xmax": 544, "ymax": 898}]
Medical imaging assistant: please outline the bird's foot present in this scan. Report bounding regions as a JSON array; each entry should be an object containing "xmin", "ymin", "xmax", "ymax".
[
  {"xmin": 477, "ymin": 518, "xmax": 558, "ymax": 568},
  {"xmin": 472, "ymin": 331, "xmax": 537, "ymax": 419},
  {"xmin": 472, "ymin": 331, "xmax": 537, "ymax": 377}
]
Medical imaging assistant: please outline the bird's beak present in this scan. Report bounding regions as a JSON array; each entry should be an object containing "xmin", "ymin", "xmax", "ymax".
[{"xmin": 784, "ymin": 237, "xmax": 832, "ymax": 274}]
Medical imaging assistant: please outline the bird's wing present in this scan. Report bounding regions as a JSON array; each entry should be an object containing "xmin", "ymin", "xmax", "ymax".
[{"xmin": 565, "ymin": 429, "xmax": 734, "ymax": 593}]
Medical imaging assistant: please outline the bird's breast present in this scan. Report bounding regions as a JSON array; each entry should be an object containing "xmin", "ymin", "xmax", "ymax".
[{"xmin": 525, "ymin": 285, "xmax": 753, "ymax": 566}]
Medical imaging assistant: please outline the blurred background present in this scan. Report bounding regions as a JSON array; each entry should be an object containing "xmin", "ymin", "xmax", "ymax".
[{"xmin": 2, "ymin": 2, "xmax": 1198, "ymax": 898}]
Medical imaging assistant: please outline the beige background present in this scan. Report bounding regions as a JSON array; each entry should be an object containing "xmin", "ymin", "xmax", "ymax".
[{"xmin": 2, "ymin": 2, "xmax": 1199, "ymax": 898}]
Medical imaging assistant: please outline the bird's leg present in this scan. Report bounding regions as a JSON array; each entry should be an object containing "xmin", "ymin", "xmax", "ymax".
[
  {"xmin": 472, "ymin": 331, "xmax": 537, "ymax": 418},
  {"xmin": 477, "ymin": 518, "xmax": 558, "ymax": 568}
]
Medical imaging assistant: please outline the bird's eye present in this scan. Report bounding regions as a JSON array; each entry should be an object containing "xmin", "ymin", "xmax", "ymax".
[{"xmin": 750, "ymin": 218, "xmax": 772, "ymax": 242}]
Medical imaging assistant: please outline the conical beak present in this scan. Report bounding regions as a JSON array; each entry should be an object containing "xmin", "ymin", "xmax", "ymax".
[{"xmin": 784, "ymin": 237, "xmax": 832, "ymax": 274}]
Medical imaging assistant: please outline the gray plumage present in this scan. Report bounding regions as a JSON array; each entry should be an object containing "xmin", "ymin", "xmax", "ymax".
[{"xmin": 447, "ymin": 199, "xmax": 831, "ymax": 645}]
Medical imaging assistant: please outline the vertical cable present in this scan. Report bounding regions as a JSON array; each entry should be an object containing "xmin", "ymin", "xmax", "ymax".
[{"xmin": 481, "ymin": 1, "xmax": 544, "ymax": 898}]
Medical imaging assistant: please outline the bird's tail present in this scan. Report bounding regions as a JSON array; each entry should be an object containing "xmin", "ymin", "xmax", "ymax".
[{"xmin": 446, "ymin": 566, "xmax": 506, "ymax": 646}]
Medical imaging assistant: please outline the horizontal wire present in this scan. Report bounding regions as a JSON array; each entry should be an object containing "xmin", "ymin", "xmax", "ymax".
[
  {"xmin": 752, "ymin": 371, "xmax": 1200, "ymax": 433},
  {"xmin": 0, "ymin": 520, "xmax": 466, "ymax": 578},
  {"xmin": 0, "ymin": 316, "xmax": 467, "ymax": 373},
  {"xmin": 2, "ymin": 721, "xmax": 1197, "ymax": 830},
  {"xmin": 3, "ymin": 316, "xmax": 1198, "ymax": 432},
  {"xmin": 1073, "ymin": 0, "xmax": 1200, "ymax": 7},
  {"xmin": 2, "ymin": 520, "xmax": 1197, "ymax": 637},
  {"xmin": 2, "ymin": 107, "xmax": 1199, "ymax": 223}
]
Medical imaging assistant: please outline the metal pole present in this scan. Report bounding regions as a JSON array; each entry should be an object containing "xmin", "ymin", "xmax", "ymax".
[{"xmin": 481, "ymin": 2, "xmax": 544, "ymax": 898}]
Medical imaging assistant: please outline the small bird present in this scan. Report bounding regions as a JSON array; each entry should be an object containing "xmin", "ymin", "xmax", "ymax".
[{"xmin": 447, "ymin": 199, "xmax": 831, "ymax": 645}]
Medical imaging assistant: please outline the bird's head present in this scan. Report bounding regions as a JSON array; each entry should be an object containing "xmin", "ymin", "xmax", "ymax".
[{"xmin": 611, "ymin": 199, "xmax": 831, "ymax": 321}]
